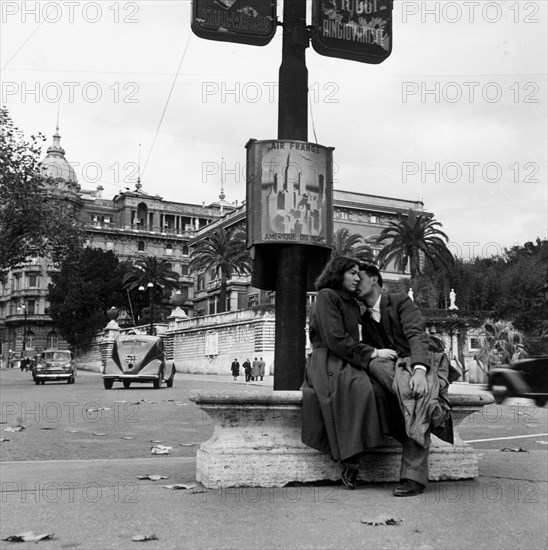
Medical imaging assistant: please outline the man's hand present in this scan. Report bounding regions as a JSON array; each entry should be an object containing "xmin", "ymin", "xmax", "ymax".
[
  {"xmin": 409, "ymin": 369, "xmax": 428, "ymax": 399},
  {"xmin": 374, "ymin": 348, "xmax": 398, "ymax": 360}
]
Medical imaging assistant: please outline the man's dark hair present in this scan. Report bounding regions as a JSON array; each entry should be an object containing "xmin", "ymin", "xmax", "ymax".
[
  {"xmin": 360, "ymin": 264, "xmax": 383, "ymax": 287},
  {"xmin": 315, "ymin": 256, "xmax": 366, "ymax": 291}
]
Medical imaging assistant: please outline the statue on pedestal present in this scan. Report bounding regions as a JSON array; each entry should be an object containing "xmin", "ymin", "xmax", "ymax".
[
  {"xmin": 408, "ymin": 288, "xmax": 414, "ymax": 301},
  {"xmin": 448, "ymin": 289, "xmax": 458, "ymax": 310}
]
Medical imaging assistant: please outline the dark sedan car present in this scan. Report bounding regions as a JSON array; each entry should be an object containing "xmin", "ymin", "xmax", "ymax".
[
  {"xmin": 102, "ymin": 334, "xmax": 175, "ymax": 389},
  {"xmin": 33, "ymin": 350, "xmax": 77, "ymax": 385},
  {"xmin": 488, "ymin": 356, "xmax": 548, "ymax": 407}
]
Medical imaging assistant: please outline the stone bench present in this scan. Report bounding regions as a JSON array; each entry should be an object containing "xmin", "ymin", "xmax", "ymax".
[{"xmin": 189, "ymin": 388, "xmax": 495, "ymax": 489}]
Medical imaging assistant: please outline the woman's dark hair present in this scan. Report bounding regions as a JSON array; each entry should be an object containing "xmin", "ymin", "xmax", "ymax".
[{"xmin": 315, "ymin": 256, "xmax": 364, "ymax": 291}]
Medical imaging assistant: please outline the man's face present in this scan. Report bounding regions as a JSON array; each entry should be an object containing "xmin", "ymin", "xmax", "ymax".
[{"xmin": 357, "ymin": 272, "xmax": 376, "ymax": 299}]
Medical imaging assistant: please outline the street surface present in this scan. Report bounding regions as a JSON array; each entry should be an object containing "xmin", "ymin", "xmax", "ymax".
[{"xmin": 0, "ymin": 368, "xmax": 546, "ymax": 550}]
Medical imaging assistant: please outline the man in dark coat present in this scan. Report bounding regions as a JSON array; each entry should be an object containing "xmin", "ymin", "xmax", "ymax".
[
  {"xmin": 243, "ymin": 359, "xmax": 252, "ymax": 382},
  {"xmin": 356, "ymin": 264, "xmax": 451, "ymax": 497},
  {"xmin": 230, "ymin": 358, "xmax": 240, "ymax": 381}
]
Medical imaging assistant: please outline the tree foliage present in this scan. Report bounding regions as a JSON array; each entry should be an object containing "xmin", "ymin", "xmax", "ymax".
[
  {"xmin": 0, "ymin": 107, "xmax": 84, "ymax": 278},
  {"xmin": 189, "ymin": 227, "xmax": 251, "ymax": 313},
  {"xmin": 47, "ymin": 248, "xmax": 127, "ymax": 349},
  {"xmin": 123, "ymin": 257, "xmax": 180, "ymax": 329},
  {"xmin": 375, "ymin": 210, "xmax": 455, "ymax": 278},
  {"xmin": 331, "ymin": 228, "xmax": 375, "ymax": 263}
]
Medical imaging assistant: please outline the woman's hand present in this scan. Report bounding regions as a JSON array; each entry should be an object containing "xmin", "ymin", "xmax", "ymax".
[{"xmin": 374, "ymin": 348, "xmax": 398, "ymax": 360}]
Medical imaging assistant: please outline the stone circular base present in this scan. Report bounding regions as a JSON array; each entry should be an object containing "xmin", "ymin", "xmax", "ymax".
[{"xmin": 189, "ymin": 389, "xmax": 493, "ymax": 489}]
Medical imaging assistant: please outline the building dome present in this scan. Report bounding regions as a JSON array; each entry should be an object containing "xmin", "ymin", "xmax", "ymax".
[{"xmin": 40, "ymin": 129, "xmax": 80, "ymax": 194}]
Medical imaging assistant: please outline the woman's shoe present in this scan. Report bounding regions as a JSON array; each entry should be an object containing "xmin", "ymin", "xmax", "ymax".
[{"xmin": 341, "ymin": 466, "xmax": 359, "ymax": 490}]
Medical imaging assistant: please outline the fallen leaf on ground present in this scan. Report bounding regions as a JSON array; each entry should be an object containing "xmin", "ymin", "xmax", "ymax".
[
  {"xmin": 138, "ymin": 475, "xmax": 169, "ymax": 481},
  {"xmin": 93, "ymin": 433, "xmax": 108, "ymax": 437},
  {"xmin": 150, "ymin": 440, "xmax": 164, "ymax": 443},
  {"xmin": 39, "ymin": 427, "xmax": 55, "ymax": 430},
  {"xmin": 4, "ymin": 426, "xmax": 24, "ymax": 432},
  {"xmin": 151, "ymin": 445, "xmax": 172, "ymax": 455},
  {"xmin": 535, "ymin": 441, "xmax": 548, "ymax": 445},
  {"xmin": 0, "ymin": 438, "xmax": 10, "ymax": 442},
  {"xmin": 500, "ymin": 447, "xmax": 528, "ymax": 452},
  {"xmin": 361, "ymin": 516, "xmax": 403, "ymax": 526},
  {"xmin": 131, "ymin": 533, "xmax": 158, "ymax": 542},
  {"xmin": 2, "ymin": 531, "xmax": 54, "ymax": 542},
  {"xmin": 179, "ymin": 443, "xmax": 198, "ymax": 447},
  {"xmin": 121, "ymin": 436, "xmax": 136, "ymax": 440},
  {"xmin": 163, "ymin": 483, "xmax": 197, "ymax": 490}
]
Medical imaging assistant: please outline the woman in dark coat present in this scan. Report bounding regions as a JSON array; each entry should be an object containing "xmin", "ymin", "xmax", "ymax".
[{"xmin": 301, "ymin": 256, "xmax": 388, "ymax": 489}]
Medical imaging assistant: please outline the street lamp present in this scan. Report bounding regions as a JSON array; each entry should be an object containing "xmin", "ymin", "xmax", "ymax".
[
  {"xmin": 17, "ymin": 302, "xmax": 28, "ymax": 358},
  {"xmin": 139, "ymin": 282, "xmax": 155, "ymax": 335}
]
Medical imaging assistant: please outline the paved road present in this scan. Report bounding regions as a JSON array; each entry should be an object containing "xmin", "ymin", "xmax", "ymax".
[{"xmin": 0, "ymin": 369, "xmax": 547, "ymax": 550}]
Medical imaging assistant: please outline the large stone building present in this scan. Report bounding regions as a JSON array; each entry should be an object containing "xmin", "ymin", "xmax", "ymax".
[{"xmin": 0, "ymin": 129, "xmax": 424, "ymax": 364}]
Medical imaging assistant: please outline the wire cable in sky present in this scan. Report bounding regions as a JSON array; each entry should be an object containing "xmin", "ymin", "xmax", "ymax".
[
  {"xmin": 1, "ymin": 21, "xmax": 46, "ymax": 72},
  {"xmin": 142, "ymin": 33, "xmax": 192, "ymax": 178}
]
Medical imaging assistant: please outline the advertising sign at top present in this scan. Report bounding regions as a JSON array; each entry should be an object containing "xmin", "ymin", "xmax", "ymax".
[
  {"xmin": 191, "ymin": 0, "xmax": 277, "ymax": 46},
  {"xmin": 311, "ymin": 0, "xmax": 392, "ymax": 64}
]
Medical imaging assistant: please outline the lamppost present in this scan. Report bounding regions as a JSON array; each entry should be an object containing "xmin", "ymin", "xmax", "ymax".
[
  {"xmin": 17, "ymin": 302, "xmax": 28, "ymax": 358},
  {"xmin": 139, "ymin": 282, "xmax": 155, "ymax": 335}
]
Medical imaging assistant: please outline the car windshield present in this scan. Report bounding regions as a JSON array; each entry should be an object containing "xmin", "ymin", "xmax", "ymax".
[{"xmin": 42, "ymin": 352, "xmax": 71, "ymax": 361}]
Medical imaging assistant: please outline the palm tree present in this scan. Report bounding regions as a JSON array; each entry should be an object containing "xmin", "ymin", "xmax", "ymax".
[
  {"xmin": 375, "ymin": 210, "xmax": 454, "ymax": 278},
  {"xmin": 477, "ymin": 319, "xmax": 524, "ymax": 372},
  {"xmin": 189, "ymin": 227, "xmax": 251, "ymax": 313},
  {"xmin": 123, "ymin": 257, "xmax": 180, "ymax": 334},
  {"xmin": 331, "ymin": 228, "xmax": 376, "ymax": 263}
]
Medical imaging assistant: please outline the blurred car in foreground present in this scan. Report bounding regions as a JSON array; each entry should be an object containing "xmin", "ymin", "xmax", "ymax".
[
  {"xmin": 33, "ymin": 350, "xmax": 77, "ymax": 385},
  {"xmin": 102, "ymin": 333, "xmax": 175, "ymax": 389},
  {"xmin": 488, "ymin": 356, "xmax": 548, "ymax": 407}
]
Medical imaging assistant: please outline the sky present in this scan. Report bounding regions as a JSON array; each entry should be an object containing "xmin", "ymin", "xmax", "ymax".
[{"xmin": 1, "ymin": 0, "xmax": 547, "ymax": 260}]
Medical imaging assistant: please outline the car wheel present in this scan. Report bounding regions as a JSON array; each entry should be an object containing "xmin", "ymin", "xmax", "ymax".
[
  {"xmin": 153, "ymin": 371, "xmax": 162, "ymax": 389},
  {"xmin": 40, "ymin": 380, "xmax": 45, "ymax": 385},
  {"xmin": 489, "ymin": 375, "xmax": 509, "ymax": 404},
  {"xmin": 535, "ymin": 397, "xmax": 547, "ymax": 407},
  {"xmin": 34, "ymin": 379, "xmax": 40, "ymax": 385},
  {"xmin": 166, "ymin": 375, "xmax": 174, "ymax": 388},
  {"xmin": 103, "ymin": 378, "xmax": 114, "ymax": 390},
  {"xmin": 123, "ymin": 380, "xmax": 131, "ymax": 389},
  {"xmin": 67, "ymin": 376, "xmax": 74, "ymax": 384}
]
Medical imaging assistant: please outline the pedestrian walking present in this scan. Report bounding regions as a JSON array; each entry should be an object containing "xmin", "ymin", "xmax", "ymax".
[
  {"xmin": 251, "ymin": 357, "xmax": 260, "ymax": 381},
  {"xmin": 243, "ymin": 358, "xmax": 252, "ymax": 382},
  {"xmin": 258, "ymin": 357, "xmax": 265, "ymax": 381},
  {"xmin": 231, "ymin": 358, "xmax": 240, "ymax": 381}
]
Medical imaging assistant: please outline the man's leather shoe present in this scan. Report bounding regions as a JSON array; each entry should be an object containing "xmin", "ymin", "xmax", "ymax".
[
  {"xmin": 393, "ymin": 478, "xmax": 425, "ymax": 497},
  {"xmin": 341, "ymin": 466, "xmax": 359, "ymax": 490}
]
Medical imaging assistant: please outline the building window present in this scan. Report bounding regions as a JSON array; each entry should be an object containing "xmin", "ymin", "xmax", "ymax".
[
  {"xmin": 28, "ymin": 274, "xmax": 38, "ymax": 287},
  {"xmin": 165, "ymin": 244, "xmax": 173, "ymax": 256},
  {"xmin": 370, "ymin": 215, "xmax": 378, "ymax": 223},
  {"xmin": 248, "ymin": 294, "xmax": 258, "ymax": 307},
  {"xmin": 181, "ymin": 265, "xmax": 189, "ymax": 276},
  {"xmin": 197, "ymin": 275, "xmax": 205, "ymax": 291},
  {"xmin": 210, "ymin": 268, "xmax": 217, "ymax": 280},
  {"xmin": 138, "ymin": 241, "xmax": 145, "ymax": 252},
  {"xmin": 208, "ymin": 298, "xmax": 217, "ymax": 315},
  {"xmin": 182, "ymin": 245, "xmax": 189, "ymax": 256},
  {"xmin": 27, "ymin": 300, "xmax": 36, "ymax": 315},
  {"xmin": 25, "ymin": 330, "xmax": 35, "ymax": 350},
  {"xmin": 106, "ymin": 241, "xmax": 114, "ymax": 250},
  {"xmin": 46, "ymin": 332, "xmax": 59, "ymax": 349},
  {"xmin": 179, "ymin": 287, "xmax": 189, "ymax": 300}
]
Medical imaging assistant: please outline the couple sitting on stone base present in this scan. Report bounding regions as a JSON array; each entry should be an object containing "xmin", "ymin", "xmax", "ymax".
[{"xmin": 301, "ymin": 257, "xmax": 453, "ymax": 497}]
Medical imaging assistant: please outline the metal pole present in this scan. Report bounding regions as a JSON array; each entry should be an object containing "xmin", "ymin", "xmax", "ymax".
[
  {"xmin": 274, "ymin": 0, "xmax": 309, "ymax": 391},
  {"xmin": 149, "ymin": 287, "xmax": 154, "ymax": 335}
]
